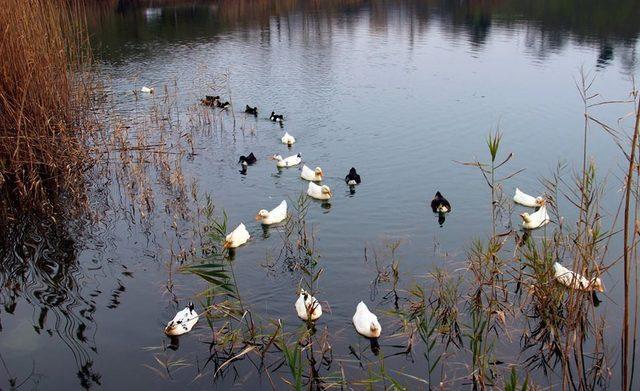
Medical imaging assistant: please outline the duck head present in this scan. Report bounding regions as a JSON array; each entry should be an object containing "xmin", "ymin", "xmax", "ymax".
[
  {"xmin": 520, "ymin": 212, "xmax": 532, "ymax": 223},
  {"xmin": 592, "ymin": 277, "xmax": 605, "ymax": 293},
  {"xmin": 349, "ymin": 167, "xmax": 357, "ymax": 176},
  {"xmin": 255, "ymin": 209, "xmax": 269, "ymax": 221},
  {"xmin": 223, "ymin": 239, "xmax": 233, "ymax": 249},
  {"xmin": 321, "ymin": 185, "xmax": 332, "ymax": 197},
  {"xmin": 369, "ymin": 320, "xmax": 381, "ymax": 338},
  {"xmin": 314, "ymin": 167, "xmax": 323, "ymax": 178},
  {"xmin": 271, "ymin": 154, "xmax": 283, "ymax": 161},
  {"xmin": 164, "ymin": 320, "xmax": 180, "ymax": 336},
  {"xmin": 238, "ymin": 155, "xmax": 247, "ymax": 164}
]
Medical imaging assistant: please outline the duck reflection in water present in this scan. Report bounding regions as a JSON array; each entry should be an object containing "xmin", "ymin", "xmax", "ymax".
[
  {"xmin": 261, "ymin": 224, "xmax": 270, "ymax": 239},
  {"xmin": 438, "ymin": 212, "xmax": 446, "ymax": 226},
  {"xmin": 369, "ymin": 338, "xmax": 380, "ymax": 356},
  {"xmin": 168, "ymin": 335, "xmax": 180, "ymax": 351},
  {"xmin": 225, "ymin": 248, "xmax": 236, "ymax": 261}
]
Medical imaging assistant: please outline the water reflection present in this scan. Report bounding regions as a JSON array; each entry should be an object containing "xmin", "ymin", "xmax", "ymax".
[
  {"xmin": 87, "ymin": 0, "xmax": 640, "ymax": 72},
  {"xmin": 369, "ymin": 337, "xmax": 380, "ymax": 356},
  {"xmin": 0, "ymin": 217, "xmax": 103, "ymax": 389},
  {"xmin": 2, "ymin": 0, "xmax": 638, "ymax": 389}
]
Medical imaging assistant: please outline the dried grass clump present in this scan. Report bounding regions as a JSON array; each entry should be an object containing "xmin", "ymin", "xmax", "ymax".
[{"xmin": 0, "ymin": 0, "xmax": 92, "ymax": 215}]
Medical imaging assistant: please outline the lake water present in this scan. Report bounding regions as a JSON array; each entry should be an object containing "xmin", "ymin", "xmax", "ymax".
[{"xmin": 2, "ymin": 0, "xmax": 640, "ymax": 389}]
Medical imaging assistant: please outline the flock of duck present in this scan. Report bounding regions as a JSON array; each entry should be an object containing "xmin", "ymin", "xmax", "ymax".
[{"xmin": 162, "ymin": 92, "xmax": 605, "ymax": 341}]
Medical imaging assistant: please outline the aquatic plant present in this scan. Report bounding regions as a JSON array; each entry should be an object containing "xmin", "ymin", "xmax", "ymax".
[{"xmin": 0, "ymin": 0, "xmax": 94, "ymax": 216}]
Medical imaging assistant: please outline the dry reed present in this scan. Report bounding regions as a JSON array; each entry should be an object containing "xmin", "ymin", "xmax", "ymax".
[{"xmin": 0, "ymin": 0, "xmax": 92, "ymax": 215}]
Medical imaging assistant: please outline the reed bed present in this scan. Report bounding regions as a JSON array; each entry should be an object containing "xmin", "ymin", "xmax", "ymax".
[{"xmin": 0, "ymin": 0, "xmax": 93, "ymax": 216}]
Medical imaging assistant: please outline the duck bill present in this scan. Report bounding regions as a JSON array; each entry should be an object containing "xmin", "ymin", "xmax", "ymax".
[
  {"xmin": 223, "ymin": 241, "xmax": 232, "ymax": 249},
  {"xmin": 255, "ymin": 214, "xmax": 263, "ymax": 221},
  {"xmin": 164, "ymin": 326, "xmax": 175, "ymax": 336}
]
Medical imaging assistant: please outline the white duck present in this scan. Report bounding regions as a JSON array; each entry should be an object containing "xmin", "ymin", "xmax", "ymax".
[
  {"xmin": 352, "ymin": 301, "xmax": 381, "ymax": 338},
  {"xmin": 140, "ymin": 86, "xmax": 154, "ymax": 93},
  {"xmin": 164, "ymin": 302, "xmax": 199, "ymax": 336},
  {"xmin": 256, "ymin": 200, "xmax": 287, "ymax": 225},
  {"xmin": 513, "ymin": 188, "xmax": 544, "ymax": 208},
  {"xmin": 300, "ymin": 165, "xmax": 323, "ymax": 182},
  {"xmin": 223, "ymin": 223, "xmax": 250, "ymax": 248},
  {"xmin": 553, "ymin": 262, "xmax": 604, "ymax": 292},
  {"xmin": 295, "ymin": 289, "xmax": 322, "ymax": 321},
  {"xmin": 307, "ymin": 182, "xmax": 332, "ymax": 200},
  {"xmin": 273, "ymin": 153, "xmax": 302, "ymax": 168},
  {"xmin": 520, "ymin": 205, "xmax": 550, "ymax": 229},
  {"xmin": 281, "ymin": 132, "xmax": 296, "ymax": 146}
]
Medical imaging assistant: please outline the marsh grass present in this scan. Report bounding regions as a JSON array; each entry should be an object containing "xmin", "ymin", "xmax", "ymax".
[{"xmin": 0, "ymin": 0, "xmax": 94, "ymax": 216}]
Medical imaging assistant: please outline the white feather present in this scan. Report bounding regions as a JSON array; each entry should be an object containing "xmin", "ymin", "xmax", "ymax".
[
  {"xmin": 274, "ymin": 154, "xmax": 301, "ymax": 168},
  {"xmin": 281, "ymin": 132, "xmax": 296, "ymax": 145},
  {"xmin": 164, "ymin": 305, "xmax": 199, "ymax": 336},
  {"xmin": 295, "ymin": 289, "xmax": 322, "ymax": 321},
  {"xmin": 307, "ymin": 182, "xmax": 331, "ymax": 200},
  {"xmin": 224, "ymin": 223, "xmax": 250, "ymax": 248},
  {"xmin": 300, "ymin": 165, "xmax": 323, "ymax": 181},
  {"xmin": 514, "ymin": 188, "xmax": 544, "ymax": 207},
  {"xmin": 553, "ymin": 262, "xmax": 604, "ymax": 292},
  {"xmin": 520, "ymin": 205, "xmax": 550, "ymax": 229},
  {"xmin": 256, "ymin": 200, "xmax": 287, "ymax": 225},
  {"xmin": 352, "ymin": 301, "xmax": 381, "ymax": 338}
]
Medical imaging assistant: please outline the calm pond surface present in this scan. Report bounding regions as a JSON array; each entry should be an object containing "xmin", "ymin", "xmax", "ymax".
[{"xmin": 2, "ymin": 0, "xmax": 640, "ymax": 389}]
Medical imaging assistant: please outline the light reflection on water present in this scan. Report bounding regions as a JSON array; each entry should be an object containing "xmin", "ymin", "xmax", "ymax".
[{"xmin": 2, "ymin": 0, "xmax": 640, "ymax": 389}]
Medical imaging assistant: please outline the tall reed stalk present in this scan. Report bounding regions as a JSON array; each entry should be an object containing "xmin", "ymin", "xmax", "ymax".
[{"xmin": 622, "ymin": 95, "xmax": 640, "ymax": 391}]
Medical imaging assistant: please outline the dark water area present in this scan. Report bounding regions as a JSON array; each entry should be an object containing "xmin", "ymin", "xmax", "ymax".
[{"xmin": 2, "ymin": 0, "xmax": 640, "ymax": 389}]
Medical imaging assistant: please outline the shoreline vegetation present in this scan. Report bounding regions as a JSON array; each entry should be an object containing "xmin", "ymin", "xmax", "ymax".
[
  {"xmin": 0, "ymin": 0, "xmax": 94, "ymax": 220},
  {"xmin": 2, "ymin": 0, "xmax": 640, "ymax": 389}
]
